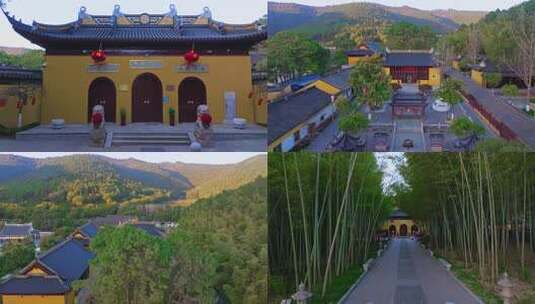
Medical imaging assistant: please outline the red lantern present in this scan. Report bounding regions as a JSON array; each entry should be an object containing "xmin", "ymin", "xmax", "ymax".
[
  {"xmin": 91, "ymin": 50, "xmax": 107, "ymax": 64},
  {"xmin": 92, "ymin": 112, "xmax": 103, "ymax": 128},
  {"xmin": 16, "ymin": 101, "xmax": 22, "ymax": 109},
  {"xmin": 184, "ymin": 50, "xmax": 200, "ymax": 64},
  {"xmin": 31, "ymin": 96, "xmax": 36, "ymax": 105},
  {"xmin": 200, "ymin": 113, "xmax": 212, "ymax": 127}
]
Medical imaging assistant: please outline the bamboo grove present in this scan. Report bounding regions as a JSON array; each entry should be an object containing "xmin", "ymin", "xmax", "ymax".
[
  {"xmin": 268, "ymin": 153, "xmax": 391, "ymax": 300},
  {"xmin": 397, "ymin": 153, "xmax": 535, "ymax": 285}
]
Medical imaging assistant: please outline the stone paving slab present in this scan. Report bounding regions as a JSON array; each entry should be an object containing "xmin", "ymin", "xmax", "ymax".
[{"xmin": 340, "ymin": 238, "xmax": 482, "ymax": 304}]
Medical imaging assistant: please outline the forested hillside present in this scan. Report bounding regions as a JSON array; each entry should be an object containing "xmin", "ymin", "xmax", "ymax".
[
  {"xmin": 268, "ymin": 2, "xmax": 487, "ymax": 38},
  {"xmin": 0, "ymin": 154, "xmax": 266, "ymax": 231},
  {"xmin": 80, "ymin": 177, "xmax": 267, "ymax": 304}
]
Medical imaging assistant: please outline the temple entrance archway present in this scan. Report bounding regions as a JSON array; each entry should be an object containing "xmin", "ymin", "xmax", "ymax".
[
  {"xmin": 132, "ymin": 73, "xmax": 163, "ymax": 123},
  {"xmin": 178, "ymin": 77, "xmax": 207, "ymax": 123},
  {"xmin": 389, "ymin": 225, "xmax": 397, "ymax": 236},
  {"xmin": 399, "ymin": 224, "xmax": 408, "ymax": 237},
  {"xmin": 88, "ymin": 77, "xmax": 116, "ymax": 123}
]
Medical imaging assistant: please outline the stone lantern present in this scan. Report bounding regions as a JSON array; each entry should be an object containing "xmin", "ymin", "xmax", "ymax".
[
  {"xmin": 498, "ymin": 272, "xmax": 513, "ymax": 304},
  {"xmin": 292, "ymin": 283, "xmax": 312, "ymax": 304}
]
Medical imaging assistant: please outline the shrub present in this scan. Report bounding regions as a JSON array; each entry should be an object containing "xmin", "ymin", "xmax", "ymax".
[
  {"xmin": 338, "ymin": 112, "xmax": 369, "ymax": 134},
  {"xmin": 502, "ymin": 84, "xmax": 519, "ymax": 97},
  {"xmin": 450, "ymin": 117, "xmax": 485, "ymax": 138},
  {"xmin": 484, "ymin": 73, "xmax": 502, "ymax": 88}
]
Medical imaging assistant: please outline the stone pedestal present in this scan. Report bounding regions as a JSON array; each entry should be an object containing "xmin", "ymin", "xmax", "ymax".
[{"xmin": 90, "ymin": 127, "xmax": 106, "ymax": 147}]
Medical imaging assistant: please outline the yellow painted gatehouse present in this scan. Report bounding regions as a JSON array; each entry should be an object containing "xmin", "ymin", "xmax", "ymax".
[{"xmin": 2, "ymin": 5, "xmax": 267, "ymax": 126}]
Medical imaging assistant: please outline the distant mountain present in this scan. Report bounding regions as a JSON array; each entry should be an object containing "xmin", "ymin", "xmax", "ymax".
[
  {"xmin": 164, "ymin": 155, "xmax": 267, "ymax": 203},
  {"xmin": 0, "ymin": 46, "xmax": 34, "ymax": 56},
  {"xmin": 0, "ymin": 154, "xmax": 266, "ymax": 206},
  {"xmin": 268, "ymin": 1, "xmax": 487, "ymax": 36}
]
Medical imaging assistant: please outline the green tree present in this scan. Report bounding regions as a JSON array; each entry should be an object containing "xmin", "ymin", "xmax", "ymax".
[
  {"xmin": 502, "ymin": 84, "xmax": 519, "ymax": 97},
  {"xmin": 349, "ymin": 57, "xmax": 392, "ymax": 113},
  {"xmin": 87, "ymin": 225, "xmax": 172, "ymax": 304},
  {"xmin": 267, "ymin": 32, "xmax": 330, "ymax": 81},
  {"xmin": 484, "ymin": 73, "xmax": 502, "ymax": 89},
  {"xmin": 338, "ymin": 112, "xmax": 369, "ymax": 135},
  {"xmin": 334, "ymin": 96, "xmax": 356, "ymax": 116},
  {"xmin": 436, "ymin": 78, "xmax": 464, "ymax": 119},
  {"xmin": 384, "ymin": 22, "xmax": 438, "ymax": 50},
  {"xmin": 0, "ymin": 239, "xmax": 35, "ymax": 278},
  {"xmin": 449, "ymin": 117, "xmax": 485, "ymax": 138}
]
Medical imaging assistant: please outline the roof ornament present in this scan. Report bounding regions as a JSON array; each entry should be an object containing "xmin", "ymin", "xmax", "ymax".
[
  {"xmin": 78, "ymin": 6, "xmax": 89, "ymax": 21},
  {"xmin": 168, "ymin": 4, "xmax": 177, "ymax": 17},
  {"xmin": 201, "ymin": 7, "xmax": 212, "ymax": 20},
  {"xmin": 112, "ymin": 5, "xmax": 123, "ymax": 26}
]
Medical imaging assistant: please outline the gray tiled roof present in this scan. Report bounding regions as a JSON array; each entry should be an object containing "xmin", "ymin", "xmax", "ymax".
[
  {"xmin": 390, "ymin": 209, "xmax": 410, "ymax": 219},
  {"xmin": 36, "ymin": 238, "xmax": 94, "ymax": 283},
  {"xmin": 320, "ymin": 68, "xmax": 352, "ymax": 91},
  {"xmin": 4, "ymin": 11, "xmax": 266, "ymax": 49},
  {"xmin": 0, "ymin": 275, "xmax": 70, "ymax": 295},
  {"xmin": 133, "ymin": 223, "xmax": 165, "ymax": 237},
  {"xmin": 0, "ymin": 224, "xmax": 33, "ymax": 238},
  {"xmin": 268, "ymin": 87, "xmax": 333, "ymax": 144},
  {"xmin": 0, "ymin": 65, "xmax": 42, "ymax": 82},
  {"xmin": 384, "ymin": 51, "xmax": 435, "ymax": 67}
]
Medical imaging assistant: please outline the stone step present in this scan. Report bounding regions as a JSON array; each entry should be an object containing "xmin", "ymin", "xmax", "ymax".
[
  {"xmin": 110, "ymin": 132, "xmax": 191, "ymax": 147},
  {"xmin": 113, "ymin": 134, "xmax": 190, "ymax": 140},
  {"xmin": 112, "ymin": 139, "xmax": 191, "ymax": 146}
]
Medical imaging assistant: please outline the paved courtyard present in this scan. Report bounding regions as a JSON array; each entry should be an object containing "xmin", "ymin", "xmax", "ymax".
[
  {"xmin": 306, "ymin": 84, "xmax": 497, "ymax": 152},
  {"xmin": 0, "ymin": 123, "xmax": 266, "ymax": 152},
  {"xmin": 341, "ymin": 238, "xmax": 482, "ymax": 304}
]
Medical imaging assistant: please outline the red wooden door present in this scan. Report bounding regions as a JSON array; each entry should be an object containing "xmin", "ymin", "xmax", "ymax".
[
  {"xmin": 132, "ymin": 73, "xmax": 163, "ymax": 123},
  {"xmin": 88, "ymin": 77, "xmax": 116, "ymax": 123},
  {"xmin": 179, "ymin": 77, "xmax": 207, "ymax": 123}
]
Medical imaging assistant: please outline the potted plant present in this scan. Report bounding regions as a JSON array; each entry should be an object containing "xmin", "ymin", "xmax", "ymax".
[
  {"xmin": 120, "ymin": 108, "xmax": 126, "ymax": 126},
  {"xmin": 169, "ymin": 108, "xmax": 176, "ymax": 126}
]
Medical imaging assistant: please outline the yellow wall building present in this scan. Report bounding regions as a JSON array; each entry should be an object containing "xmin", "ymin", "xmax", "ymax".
[
  {"xmin": 346, "ymin": 44, "xmax": 376, "ymax": 66},
  {"xmin": 381, "ymin": 209, "xmax": 420, "ymax": 237},
  {"xmin": 0, "ymin": 67, "xmax": 42, "ymax": 129},
  {"xmin": 4, "ymin": 5, "xmax": 266, "ymax": 126},
  {"xmin": 383, "ymin": 49, "xmax": 442, "ymax": 88}
]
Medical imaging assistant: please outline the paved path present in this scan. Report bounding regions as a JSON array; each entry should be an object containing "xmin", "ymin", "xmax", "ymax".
[
  {"xmin": 341, "ymin": 238, "xmax": 481, "ymax": 304},
  {"xmin": 446, "ymin": 68, "xmax": 535, "ymax": 146},
  {"xmin": 305, "ymin": 118, "xmax": 338, "ymax": 152}
]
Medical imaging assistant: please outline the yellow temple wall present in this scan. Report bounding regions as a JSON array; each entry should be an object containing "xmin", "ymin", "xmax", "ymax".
[
  {"xmin": 471, "ymin": 70, "xmax": 486, "ymax": 87},
  {"xmin": 347, "ymin": 56, "xmax": 370, "ymax": 66},
  {"xmin": 252, "ymin": 82, "xmax": 267, "ymax": 126},
  {"xmin": 41, "ymin": 54, "xmax": 256, "ymax": 124},
  {"xmin": 0, "ymin": 84, "xmax": 41, "ymax": 128},
  {"xmin": 310, "ymin": 80, "xmax": 340, "ymax": 96},
  {"xmin": 417, "ymin": 68, "xmax": 441, "ymax": 87},
  {"xmin": 2, "ymin": 292, "xmax": 73, "ymax": 304},
  {"xmin": 452, "ymin": 60, "xmax": 460, "ymax": 70},
  {"xmin": 382, "ymin": 219, "xmax": 418, "ymax": 233}
]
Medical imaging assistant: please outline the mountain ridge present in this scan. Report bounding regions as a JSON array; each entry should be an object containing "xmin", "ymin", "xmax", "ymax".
[{"xmin": 268, "ymin": 1, "xmax": 488, "ymax": 36}]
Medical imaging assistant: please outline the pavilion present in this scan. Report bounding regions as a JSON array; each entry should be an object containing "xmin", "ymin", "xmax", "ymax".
[{"xmin": 382, "ymin": 209, "xmax": 419, "ymax": 237}]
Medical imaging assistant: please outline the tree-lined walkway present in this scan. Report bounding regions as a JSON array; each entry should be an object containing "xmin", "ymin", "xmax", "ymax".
[
  {"xmin": 446, "ymin": 68, "xmax": 535, "ymax": 146},
  {"xmin": 341, "ymin": 238, "xmax": 482, "ymax": 304}
]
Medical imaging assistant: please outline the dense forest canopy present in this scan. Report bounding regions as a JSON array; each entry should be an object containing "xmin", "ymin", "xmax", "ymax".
[{"xmin": 75, "ymin": 177, "xmax": 267, "ymax": 304}]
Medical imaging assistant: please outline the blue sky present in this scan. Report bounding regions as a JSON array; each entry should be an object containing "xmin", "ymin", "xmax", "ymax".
[
  {"xmin": 1, "ymin": 152, "xmax": 265, "ymax": 164},
  {"xmin": 0, "ymin": 0, "xmax": 266, "ymax": 48}
]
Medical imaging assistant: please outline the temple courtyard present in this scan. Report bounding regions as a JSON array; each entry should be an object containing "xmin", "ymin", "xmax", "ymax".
[{"xmin": 307, "ymin": 85, "xmax": 497, "ymax": 152}]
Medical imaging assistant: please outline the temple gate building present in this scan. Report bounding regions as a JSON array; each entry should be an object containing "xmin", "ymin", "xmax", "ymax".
[
  {"xmin": 381, "ymin": 209, "xmax": 420, "ymax": 237},
  {"xmin": 383, "ymin": 49, "xmax": 441, "ymax": 87},
  {"xmin": 3, "ymin": 5, "xmax": 267, "ymax": 125}
]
